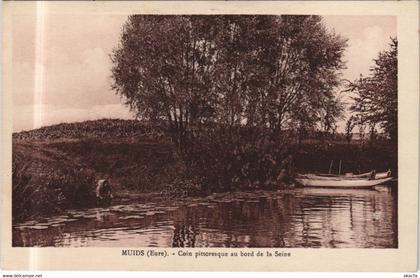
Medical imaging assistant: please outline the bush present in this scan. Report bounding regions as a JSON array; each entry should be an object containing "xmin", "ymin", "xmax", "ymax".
[
  {"xmin": 161, "ymin": 177, "xmax": 204, "ymax": 199},
  {"xmin": 182, "ymin": 126, "xmax": 293, "ymax": 192},
  {"xmin": 12, "ymin": 144, "xmax": 98, "ymax": 222}
]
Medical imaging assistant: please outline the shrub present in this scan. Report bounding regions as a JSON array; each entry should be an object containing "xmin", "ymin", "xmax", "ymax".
[
  {"xmin": 182, "ymin": 126, "xmax": 293, "ymax": 192},
  {"xmin": 12, "ymin": 147, "xmax": 97, "ymax": 222},
  {"xmin": 161, "ymin": 177, "xmax": 204, "ymax": 199}
]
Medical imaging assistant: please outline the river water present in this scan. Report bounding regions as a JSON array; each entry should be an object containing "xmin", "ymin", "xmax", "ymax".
[{"xmin": 13, "ymin": 185, "xmax": 397, "ymax": 248}]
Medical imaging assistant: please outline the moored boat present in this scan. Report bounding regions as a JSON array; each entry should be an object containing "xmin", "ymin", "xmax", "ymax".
[
  {"xmin": 295, "ymin": 173, "xmax": 393, "ymax": 188},
  {"xmin": 310, "ymin": 170, "xmax": 391, "ymax": 180}
]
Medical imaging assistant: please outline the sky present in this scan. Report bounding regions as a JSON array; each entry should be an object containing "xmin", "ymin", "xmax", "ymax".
[{"xmin": 11, "ymin": 14, "xmax": 396, "ymax": 132}]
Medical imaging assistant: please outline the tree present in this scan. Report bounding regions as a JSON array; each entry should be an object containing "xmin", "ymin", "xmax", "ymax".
[
  {"xmin": 111, "ymin": 16, "xmax": 220, "ymax": 151},
  {"xmin": 110, "ymin": 15, "xmax": 347, "ymax": 152},
  {"xmin": 348, "ymin": 38, "xmax": 398, "ymax": 142}
]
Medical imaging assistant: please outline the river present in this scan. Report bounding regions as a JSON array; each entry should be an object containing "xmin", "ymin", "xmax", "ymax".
[{"xmin": 13, "ymin": 185, "xmax": 397, "ymax": 248}]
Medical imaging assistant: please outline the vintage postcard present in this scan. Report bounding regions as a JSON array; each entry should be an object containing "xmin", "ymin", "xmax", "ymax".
[{"xmin": 1, "ymin": 0, "xmax": 418, "ymax": 272}]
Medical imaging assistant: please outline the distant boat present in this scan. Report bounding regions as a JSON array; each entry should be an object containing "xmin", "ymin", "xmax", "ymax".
[{"xmin": 296, "ymin": 171, "xmax": 393, "ymax": 188}]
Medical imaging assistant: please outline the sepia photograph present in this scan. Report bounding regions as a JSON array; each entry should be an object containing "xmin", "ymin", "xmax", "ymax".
[
  {"xmin": 10, "ymin": 13, "xmax": 400, "ymax": 249},
  {"xmin": 1, "ymin": 0, "xmax": 419, "ymax": 272}
]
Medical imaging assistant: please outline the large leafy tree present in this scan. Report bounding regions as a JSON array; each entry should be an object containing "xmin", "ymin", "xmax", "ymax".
[
  {"xmin": 348, "ymin": 38, "xmax": 398, "ymax": 142},
  {"xmin": 111, "ymin": 16, "xmax": 223, "ymax": 150},
  {"xmin": 111, "ymin": 15, "xmax": 347, "ymax": 151}
]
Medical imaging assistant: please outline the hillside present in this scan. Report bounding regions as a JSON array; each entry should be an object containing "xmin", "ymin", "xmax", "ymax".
[
  {"xmin": 13, "ymin": 119, "xmax": 164, "ymax": 140},
  {"xmin": 12, "ymin": 119, "xmax": 181, "ymax": 222}
]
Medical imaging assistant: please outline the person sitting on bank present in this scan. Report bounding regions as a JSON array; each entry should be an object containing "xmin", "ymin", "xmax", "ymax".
[
  {"xmin": 276, "ymin": 168, "xmax": 293, "ymax": 188},
  {"xmin": 96, "ymin": 179, "xmax": 113, "ymax": 205}
]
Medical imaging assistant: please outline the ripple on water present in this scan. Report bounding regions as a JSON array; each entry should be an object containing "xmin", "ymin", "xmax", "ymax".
[
  {"xmin": 16, "ymin": 216, "xmax": 80, "ymax": 230},
  {"xmin": 155, "ymin": 206, "xmax": 178, "ymax": 211},
  {"xmin": 244, "ymin": 199, "xmax": 260, "ymax": 203},
  {"xmin": 197, "ymin": 202, "xmax": 212, "ymax": 206},
  {"xmin": 144, "ymin": 210, "xmax": 166, "ymax": 216},
  {"xmin": 118, "ymin": 215, "xmax": 145, "ymax": 220},
  {"xmin": 26, "ymin": 225, "xmax": 50, "ymax": 230}
]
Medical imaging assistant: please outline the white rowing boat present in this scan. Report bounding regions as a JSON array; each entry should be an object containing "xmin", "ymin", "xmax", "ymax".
[
  {"xmin": 295, "ymin": 174, "xmax": 393, "ymax": 188},
  {"xmin": 311, "ymin": 170, "xmax": 391, "ymax": 180}
]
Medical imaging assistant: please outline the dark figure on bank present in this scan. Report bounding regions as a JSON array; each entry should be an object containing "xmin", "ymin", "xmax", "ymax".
[
  {"xmin": 276, "ymin": 155, "xmax": 295, "ymax": 188},
  {"xmin": 276, "ymin": 169, "xmax": 294, "ymax": 188},
  {"xmin": 96, "ymin": 179, "xmax": 113, "ymax": 206}
]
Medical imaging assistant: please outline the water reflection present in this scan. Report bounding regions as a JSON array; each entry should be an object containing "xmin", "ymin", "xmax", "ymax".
[
  {"xmin": 173, "ymin": 224, "xmax": 198, "ymax": 247},
  {"xmin": 13, "ymin": 185, "xmax": 397, "ymax": 248}
]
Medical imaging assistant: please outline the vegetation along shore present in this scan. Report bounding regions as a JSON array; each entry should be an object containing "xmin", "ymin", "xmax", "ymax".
[{"xmin": 13, "ymin": 118, "xmax": 396, "ymax": 223}]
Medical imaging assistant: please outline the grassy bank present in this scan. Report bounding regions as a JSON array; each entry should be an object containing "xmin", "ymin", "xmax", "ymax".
[{"xmin": 12, "ymin": 119, "xmax": 182, "ymax": 222}]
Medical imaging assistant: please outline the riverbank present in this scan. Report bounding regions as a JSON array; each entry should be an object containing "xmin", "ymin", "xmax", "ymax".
[
  {"xmin": 12, "ymin": 119, "xmax": 397, "ymax": 223},
  {"xmin": 12, "ymin": 119, "xmax": 181, "ymax": 222}
]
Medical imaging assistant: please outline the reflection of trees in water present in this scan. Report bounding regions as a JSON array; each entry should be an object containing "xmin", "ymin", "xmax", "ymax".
[
  {"xmin": 170, "ymin": 206, "xmax": 200, "ymax": 247},
  {"xmin": 172, "ymin": 224, "xmax": 198, "ymax": 247},
  {"xmin": 13, "ymin": 226, "xmax": 59, "ymax": 246},
  {"xmin": 13, "ymin": 188, "xmax": 398, "ymax": 248},
  {"xmin": 168, "ymin": 191, "xmax": 397, "ymax": 248},
  {"xmin": 168, "ymin": 197, "xmax": 296, "ymax": 248},
  {"xmin": 294, "ymin": 188, "xmax": 397, "ymax": 248}
]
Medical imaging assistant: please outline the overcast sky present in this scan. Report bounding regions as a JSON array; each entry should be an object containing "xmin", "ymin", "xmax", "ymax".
[{"xmin": 11, "ymin": 15, "xmax": 396, "ymax": 132}]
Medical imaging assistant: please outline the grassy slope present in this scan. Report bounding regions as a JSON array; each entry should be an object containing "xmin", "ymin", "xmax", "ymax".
[{"xmin": 12, "ymin": 119, "xmax": 181, "ymax": 223}]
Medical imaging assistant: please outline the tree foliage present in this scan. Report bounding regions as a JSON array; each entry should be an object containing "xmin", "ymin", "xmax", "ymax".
[
  {"xmin": 348, "ymin": 38, "xmax": 398, "ymax": 142},
  {"xmin": 345, "ymin": 115, "xmax": 357, "ymax": 144},
  {"xmin": 111, "ymin": 15, "xmax": 347, "ymax": 151}
]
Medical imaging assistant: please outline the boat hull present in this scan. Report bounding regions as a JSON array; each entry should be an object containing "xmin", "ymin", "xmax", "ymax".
[
  {"xmin": 308, "ymin": 171, "xmax": 390, "ymax": 180},
  {"xmin": 296, "ymin": 177, "xmax": 393, "ymax": 188}
]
